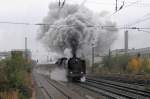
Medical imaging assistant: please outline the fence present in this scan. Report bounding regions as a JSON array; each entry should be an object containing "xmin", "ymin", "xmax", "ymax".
[{"xmin": 0, "ymin": 89, "xmax": 19, "ymax": 99}]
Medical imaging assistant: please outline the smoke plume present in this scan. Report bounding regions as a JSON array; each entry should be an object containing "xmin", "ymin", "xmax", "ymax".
[
  {"xmin": 38, "ymin": 3, "xmax": 118, "ymax": 57},
  {"xmin": 50, "ymin": 67, "xmax": 68, "ymax": 81}
]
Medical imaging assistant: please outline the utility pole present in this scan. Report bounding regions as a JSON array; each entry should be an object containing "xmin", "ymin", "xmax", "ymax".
[
  {"xmin": 124, "ymin": 30, "xmax": 128, "ymax": 53},
  {"xmin": 92, "ymin": 43, "xmax": 94, "ymax": 73},
  {"xmin": 47, "ymin": 56, "xmax": 49, "ymax": 63},
  {"xmin": 25, "ymin": 37, "xmax": 28, "ymax": 61},
  {"xmin": 108, "ymin": 49, "xmax": 111, "ymax": 68}
]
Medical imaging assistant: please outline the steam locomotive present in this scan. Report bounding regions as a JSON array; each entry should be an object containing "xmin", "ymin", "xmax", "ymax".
[
  {"xmin": 55, "ymin": 56, "xmax": 86, "ymax": 82},
  {"xmin": 67, "ymin": 57, "xmax": 86, "ymax": 82}
]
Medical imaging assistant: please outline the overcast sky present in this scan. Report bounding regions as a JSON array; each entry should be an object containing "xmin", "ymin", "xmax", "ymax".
[{"xmin": 0, "ymin": 0, "xmax": 150, "ymax": 62}]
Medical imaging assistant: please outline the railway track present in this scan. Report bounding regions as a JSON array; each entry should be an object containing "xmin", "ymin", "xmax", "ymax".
[
  {"xmin": 33, "ymin": 73, "xmax": 53, "ymax": 99},
  {"xmin": 34, "ymin": 68, "xmax": 150, "ymax": 99},
  {"xmin": 34, "ymin": 71, "xmax": 86, "ymax": 99},
  {"xmin": 38, "ymin": 81, "xmax": 53, "ymax": 99},
  {"xmin": 34, "ymin": 73, "xmax": 67, "ymax": 99},
  {"xmin": 89, "ymin": 74, "xmax": 150, "ymax": 86},
  {"xmin": 79, "ymin": 77, "xmax": 150, "ymax": 99},
  {"xmin": 52, "ymin": 79, "xmax": 107, "ymax": 99},
  {"xmin": 87, "ymin": 77, "xmax": 150, "ymax": 92},
  {"xmin": 46, "ymin": 76, "xmax": 86, "ymax": 99}
]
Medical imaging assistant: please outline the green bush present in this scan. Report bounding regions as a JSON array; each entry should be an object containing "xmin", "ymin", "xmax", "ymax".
[
  {"xmin": 101, "ymin": 54, "xmax": 130, "ymax": 73},
  {"xmin": 19, "ymin": 86, "xmax": 32, "ymax": 99},
  {"xmin": 0, "ymin": 51, "xmax": 32, "ymax": 89},
  {"xmin": 141, "ymin": 58, "xmax": 150, "ymax": 73}
]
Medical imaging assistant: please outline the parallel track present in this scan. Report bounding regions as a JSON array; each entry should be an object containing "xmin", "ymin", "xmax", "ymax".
[
  {"xmin": 46, "ymin": 79, "xmax": 72, "ymax": 99},
  {"xmin": 89, "ymin": 74, "xmax": 150, "ymax": 86},
  {"xmin": 38, "ymin": 82, "xmax": 53, "ymax": 99},
  {"xmin": 34, "ymin": 74, "xmax": 52, "ymax": 99},
  {"xmin": 45, "ymin": 76, "xmax": 86, "ymax": 99},
  {"xmin": 89, "ymin": 78, "xmax": 150, "ymax": 95},
  {"xmin": 78, "ymin": 77, "xmax": 150, "ymax": 99},
  {"xmin": 34, "ymin": 73, "xmax": 68, "ymax": 99}
]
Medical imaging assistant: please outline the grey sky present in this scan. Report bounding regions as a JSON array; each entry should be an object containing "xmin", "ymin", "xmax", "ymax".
[{"xmin": 0, "ymin": 0, "xmax": 150, "ymax": 62}]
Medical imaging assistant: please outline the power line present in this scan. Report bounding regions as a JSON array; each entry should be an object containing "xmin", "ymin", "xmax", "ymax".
[
  {"xmin": 74, "ymin": 0, "xmax": 150, "ymax": 10},
  {"xmin": 109, "ymin": 0, "xmax": 139, "ymax": 17},
  {"xmin": 78, "ymin": 0, "xmax": 150, "ymax": 6},
  {"xmin": 0, "ymin": 21, "xmax": 150, "ymax": 30},
  {"xmin": 138, "ymin": 29, "xmax": 150, "ymax": 34},
  {"xmin": 128, "ymin": 16, "xmax": 150, "ymax": 26},
  {"xmin": 116, "ymin": 0, "xmax": 118, "ymax": 12},
  {"xmin": 0, "ymin": 21, "xmax": 30, "ymax": 25},
  {"xmin": 80, "ymin": 0, "xmax": 87, "ymax": 6},
  {"xmin": 118, "ymin": 0, "xmax": 125, "ymax": 11},
  {"xmin": 126, "ymin": 12, "xmax": 150, "ymax": 27},
  {"xmin": 81, "ymin": 1, "xmax": 150, "ymax": 7},
  {"xmin": 58, "ymin": 0, "xmax": 66, "ymax": 8}
]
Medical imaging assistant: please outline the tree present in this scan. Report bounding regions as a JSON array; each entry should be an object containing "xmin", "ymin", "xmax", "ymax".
[
  {"xmin": 101, "ymin": 54, "xmax": 130, "ymax": 73},
  {"xmin": 141, "ymin": 58, "xmax": 150, "ymax": 73}
]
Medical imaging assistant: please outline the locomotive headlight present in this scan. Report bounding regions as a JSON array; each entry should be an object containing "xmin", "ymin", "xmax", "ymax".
[
  {"xmin": 81, "ymin": 72, "xmax": 83, "ymax": 74},
  {"xmin": 70, "ymin": 71, "xmax": 72, "ymax": 74}
]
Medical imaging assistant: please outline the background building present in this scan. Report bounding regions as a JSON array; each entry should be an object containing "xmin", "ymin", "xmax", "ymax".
[
  {"xmin": 111, "ymin": 47, "xmax": 150, "ymax": 58},
  {"xmin": 0, "ymin": 51, "xmax": 11, "ymax": 60}
]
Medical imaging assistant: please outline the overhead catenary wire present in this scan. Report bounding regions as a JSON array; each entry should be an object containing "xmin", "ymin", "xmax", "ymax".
[
  {"xmin": 58, "ymin": 0, "xmax": 66, "ymax": 8},
  {"xmin": 138, "ymin": 29, "xmax": 150, "ymax": 34},
  {"xmin": 0, "ymin": 21, "xmax": 150, "ymax": 30},
  {"xmin": 55, "ymin": 0, "xmax": 150, "ymax": 33},
  {"xmin": 127, "ymin": 16, "xmax": 150, "ymax": 26},
  {"xmin": 0, "ymin": 21, "xmax": 31, "ymax": 25},
  {"xmin": 69, "ymin": 0, "xmax": 150, "ymax": 6},
  {"xmin": 80, "ymin": 0, "xmax": 87, "ymax": 6},
  {"xmin": 89, "ymin": 1, "xmax": 150, "ymax": 6},
  {"xmin": 0, "ymin": 1, "xmax": 148, "ymax": 27},
  {"xmin": 123, "ymin": 12, "xmax": 150, "ymax": 35},
  {"xmin": 109, "ymin": 0, "xmax": 139, "ymax": 17}
]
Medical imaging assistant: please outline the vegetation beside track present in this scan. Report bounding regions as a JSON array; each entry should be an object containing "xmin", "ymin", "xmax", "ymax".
[
  {"xmin": 0, "ymin": 51, "xmax": 33, "ymax": 99},
  {"xmin": 93, "ymin": 54, "xmax": 150, "ymax": 75},
  {"xmin": 91, "ymin": 54, "xmax": 150, "ymax": 90}
]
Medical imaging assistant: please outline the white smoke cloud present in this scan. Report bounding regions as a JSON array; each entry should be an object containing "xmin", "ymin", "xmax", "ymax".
[
  {"xmin": 64, "ymin": 48, "xmax": 72, "ymax": 58},
  {"xmin": 50, "ymin": 67, "xmax": 68, "ymax": 81},
  {"xmin": 38, "ymin": 2, "xmax": 118, "ymax": 58},
  {"xmin": 36, "ymin": 67, "xmax": 68, "ymax": 82}
]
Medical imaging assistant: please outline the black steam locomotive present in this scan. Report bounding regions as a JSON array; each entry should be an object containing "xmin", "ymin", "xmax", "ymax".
[
  {"xmin": 67, "ymin": 57, "xmax": 86, "ymax": 82},
  {"xmin": 55, "ymin": 56, "xmax": 86, "ymax": 82}
]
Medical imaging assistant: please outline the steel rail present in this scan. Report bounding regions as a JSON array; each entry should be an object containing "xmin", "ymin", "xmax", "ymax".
[
  {"xmin": 78, "ymin": 83, "xmax": 119, "ymax": 99},
  {"xmin": 87, "ymin": 77, "xmax": 150, "ymax": 97},
  {"xmin": 81, "ymin": 81, "xmax": 135, "ymax": 99},
  {"xmin": 47, "ymin": 79, "xmax": 72, "ymax": 99},
  {"xmin": 85, "ymin": 78, "xmax": 150, "ymax": 99},
  {"xmin": 34, "ymin": 74, "xmax": 53, "ymax": 99}
]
